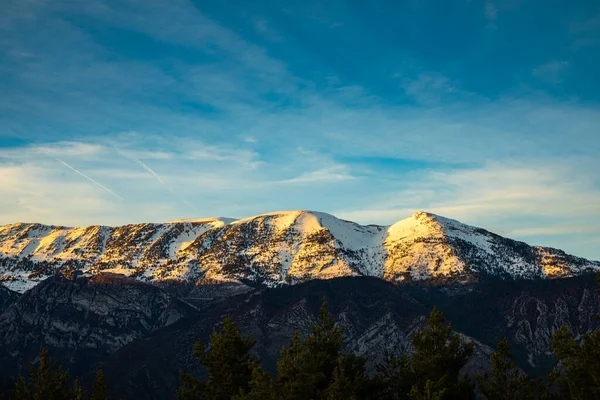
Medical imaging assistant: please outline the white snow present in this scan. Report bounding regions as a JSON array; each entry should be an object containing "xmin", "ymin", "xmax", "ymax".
[
  {"xmin": 167, "ymin": 224, "xmax": 213, "ymax": 258},
  {"xmin": 314, "ymin": 211, "xmax": 385, "ymax": 251},
  {"xmin": 432, "ymin": 214, "xmax": 496, "ymax": 255},
  {"xmin": 2, "ymin": 276, "xmax": 40, "ymax": 293},
  {"xmin": 1, "ymin": 210, "xmax": 598, "ymax": 292},
  {"xmin": 231, "ymin": 210, "xmax": 302, "ymax": 227},
  {"xmin": 168, "ymin": 217, "xmax": 237, "ymax": 225}
]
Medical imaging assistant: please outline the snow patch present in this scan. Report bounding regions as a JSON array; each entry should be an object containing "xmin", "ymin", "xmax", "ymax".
[{"xmin": 1, "ymin": 210, "xmax": 598, "ymax": 292}]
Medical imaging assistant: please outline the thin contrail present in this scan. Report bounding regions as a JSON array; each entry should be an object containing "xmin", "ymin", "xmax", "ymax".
[
  {"xmin": 113, "ymin": 145, "xmax": 198, "ymax": 213},
  {"xmin": 135, "ymin": 158, "xmax": 166, "ymax": 185},
  {"xmin": 49, "ymin": 156, "xmax": 124, "ymax": 200},
  {"xmin": 15, "ymin": 135, "xmax": 124, "ymax": 201}
]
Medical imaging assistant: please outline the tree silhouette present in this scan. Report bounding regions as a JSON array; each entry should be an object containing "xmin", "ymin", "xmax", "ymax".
[
  {"xmin": 178, "ymin": 315, "xmax": 259, "ymax": 400},
  {"xmin": 376, "ymin": 307, "xmax": 475, "ymax": 400},
  {"xmin": 11, "ymin": 348, "xmax": 110, "ymax": 400},
  {"xmin": 477, "ymin": 338, "xmax": 544, "ymax": 400},
  {"xmin": 272, "ymin": 298, "xmax": 348, "ymax": 399},
  {"xmin": 12, "ymin": 348, "xmax": 71, "ymax": 400},
  {"xmin": 547, "ymin": 272, "xmax": 600, "ymax": 400},
  {"xmin": 90, "ymin": 370, "xmax": 110, "ymax": 400}
]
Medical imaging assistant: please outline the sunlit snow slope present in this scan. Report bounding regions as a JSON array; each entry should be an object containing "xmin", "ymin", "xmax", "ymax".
[{"xmin": 1, "ymin": 211, "xmax": 598, "ymax": 292}]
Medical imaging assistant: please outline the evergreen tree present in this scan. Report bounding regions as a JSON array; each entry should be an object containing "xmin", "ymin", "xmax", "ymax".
[
  {"xmin": 550, "ymin": 326, "xmax": 600, "ymax": 400},
  {"xmin": 410, "ymin": 307, "xmax": 475, "ymax": 400},
  {"xmin": 476, "ymin": 338, "xmax": 545, "ymax": 400},
  {"xmin": 12, "ymin": 375, "xmax": 31, "ymax": 400},
  {"xmin": 90, "ymin": 369, "xmax": 109, "ymax": 400},
  {"xmin": 376, "ymin": 307, "xmax": 475, "ymax": 400},
  {"xmin": 324, "ymin": 354, "xmax": 370, "ymax": 400},
  {"xmin": 272, "ymin": 332, "xmax": 311, "ymax": 400},
  {"xmin": 178, "ymin": 368, "xmax": 206, "ymax": 400},
  {"xmin": 408, "ymin": 380, "xmax": 447, "ymax": 400},
  {"xmin": 547, "ymin": 271, "xmax": 600, "ymax": 400},
  {"xmin": 272, "ymin": 298, "xmax": 348, "ymax": 400},
  {"xmin": 374, "ymin": 351, "xmax": 413, "ymax": 400},
  {"xmin": 11, "ymin": 349, "xmax": 112, "ymax": 400},
  {"xmin": 73, "ymin": 378, "xmax": 85, "ymax": 400},
  {"xmin": 12, "ymin": 348, "xmax": 72, "ymax": 400},
  {"xmin": 233, "ymin": 361, "xmax": 273, "ymax": 400},
  {"xmin": 178, "ymin": 316, "xmax": 257, "ymax": 400}
]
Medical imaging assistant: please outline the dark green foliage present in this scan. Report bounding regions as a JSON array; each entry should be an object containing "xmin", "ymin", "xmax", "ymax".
[
  {"xmin": 11, "ymin": 348, "xmax": 110, "ymax": 400},
  {"xmin": 324, "ymin": 354, "xmax": 370, "ymax": 400},
  {"xmin": 408, "ymin": 380, "xmax": 446, "ymax": 400},
  {"xmin": 90, "ymin": 370, "xmax": 109, "ymax": 400},
  {"xmin": 178, "ymin": 368, "xmax": 206, "ymax": 400},
  {"xmin": 549, "ymin": 327, "xmax": 600, "ymax": 400},
  {"xmin": 11, "ymin": 348, "xmax": 72, "ymax": 400},
  {"xmin": 545, "ymin": 271, "xmax": 600, "ymax": 400},
  {"xmin": 375, "ymin": 351, "xmax": 413, "ymax": 400},
  {"xmin": 410, "ymin": 307, "xmax": 474, "ymax": 400},
  {"xmin": 476, "ymin": 338, "xmax": 545, "ymax": 400},
  {"xmin": 178, "ymin": 315, "xmax": 258, "ymax": 400},
  {"xmin": 376, "ymin": 307, "xmax": 475, "ymax": 400},
  {"xmin": 272, "ymin": 331, "xmax": 315, "ymax": 400},
  {"xmin": 233, "ymin": 362, "xmax": 273, "ymax": 400},
  {"xmin": 272, "ymin": 298, "xmax": 349, "ymax": 399},
  {"xmin": 73, "ymin": 379, "xmax": 85, "ymax": 400},
  {"xmin": 240, "ymin": 297, "xmax": 371, "ymax": 400},
  {"xmin": 12, "ymin": 376, "xmax": 31, "ymax": 400}
]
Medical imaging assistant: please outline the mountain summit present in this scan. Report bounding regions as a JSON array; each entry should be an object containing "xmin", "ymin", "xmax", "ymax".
[{"xmin": 1, "ymin": 211, "xmax": 598, "ymax": 292}]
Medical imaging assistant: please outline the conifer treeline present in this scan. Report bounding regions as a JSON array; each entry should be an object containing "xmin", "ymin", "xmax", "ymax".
[
  {"xmin": 178, "ymin": 299, "xmax": 600, "ymax": 400},
  {"xmin": 11, "ymin": 348, "xmax": 109, "ymax": 400},
  {"xmin": 10, "ymin": 287, "xmax": 600, "ymax": 399}
]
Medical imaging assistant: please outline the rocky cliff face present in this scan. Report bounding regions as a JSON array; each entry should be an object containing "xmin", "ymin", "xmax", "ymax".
[
  {"xmin": 0, "ymin": 285, "xmax": 19, "ymax": 314},
  {"xmin": 0, "ymin": 273, "xmax": 597, "ymax": 399},
  {"xmin": 0, "ymin": 272, "xmax": 197, "ymax": 386},
  {"xmin": 76, "ymin": 276, "xmax": 595, "ymax": 398},
  {"xmin": 408, "ymin": 275, "xmax": 600, "ymax": 374},
  {"xmin": 1, "ymin": 211, "xmax": 598, "ymax": 292},
  {"xmin": 83, "ymin": 277, "xmax": 444, "ymax": 400},
  {"xmin": 65, "ymin": 276, "xmax": 600, "ymax": 399}
]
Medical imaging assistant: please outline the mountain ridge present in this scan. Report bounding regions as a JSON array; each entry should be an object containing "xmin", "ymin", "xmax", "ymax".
[{"xmin": 1, "ymin": 210, "xmax": 598, "ymax": 293}]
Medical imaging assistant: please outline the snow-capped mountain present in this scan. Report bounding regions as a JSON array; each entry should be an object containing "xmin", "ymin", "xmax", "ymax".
[{"xmin": 0, "ymin": 211, "xmax": 598, "ymax": 293}]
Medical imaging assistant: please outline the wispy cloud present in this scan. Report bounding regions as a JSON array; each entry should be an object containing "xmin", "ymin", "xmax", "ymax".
[
  {"xmin": 484, "ymin": 0, "xmax": 498, "ymax": 28},
  {"xmin": 401, "ymin": 73, "xmax": 461, "ymax": 105},
  {"xmin": 276, "ymin": 165, "xmax": 356, "ymax": 185},
  {"xmin": 0, "ymin": 135, "xmax": 360, "ymax": 224},
  {"xmin": 507, "ymin": 226, "xmax": 600, "ymax": 237},
  {"xmin": 113, "ymin": 145, "xmax": 198, "ymax": 213},
  {"xmin": 0, "ymin": 163, "xmax": 124, "ymax": 226},
  {"xmin": 10, "ymin": 136, "xmax": 123, "ymax": 200},
  {"xmin": 186, "ymin": 147, "xmax": 261, "ymax": 167},
  {"xmin": 532, "ymin": 61, "xmax": 571, "ymax": 84},
  {"xmin": 35, "ymin": 142, "xmax": 105, "ymax": 158},
  {"xmin": 569, "ymin": 12, "xmax": 600, "ymax": 49},
  {"xmin": 253, "ymin": 18, "xmax": 283, "ymax": 42}
]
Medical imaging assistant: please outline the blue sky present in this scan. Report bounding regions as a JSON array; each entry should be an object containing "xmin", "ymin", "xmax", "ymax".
[{"xmin": 1, "ymin": 0, "xmax": 600, "ymax": 259}]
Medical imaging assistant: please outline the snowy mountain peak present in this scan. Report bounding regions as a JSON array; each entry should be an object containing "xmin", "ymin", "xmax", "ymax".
[
  {"xmin": 403, "ymin": 211, "xmax": 472, "ymax": 232},
  {"xmin": 167, "ymin": 217, "xmax": 237, "ymax": 226},
  {"xmin": 412, "ymin": 210, "xmax": 438, "ymax": 219},
  {"xmin": 1, "ymin": 211, "xmax": 598, "ymax": 293}
]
